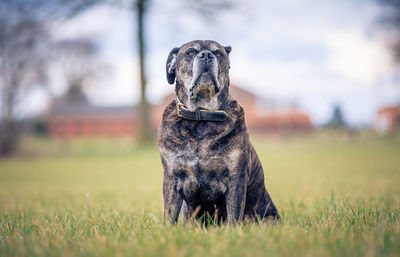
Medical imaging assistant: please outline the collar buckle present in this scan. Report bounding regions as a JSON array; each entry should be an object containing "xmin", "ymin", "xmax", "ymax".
[{"xmin": 177, "ymin": 102, "xmax": 184, "ymax": 117}]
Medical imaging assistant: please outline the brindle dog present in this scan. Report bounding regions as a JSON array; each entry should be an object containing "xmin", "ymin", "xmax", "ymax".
[{"xmin": 158, "ymin": 40, "xmax": 279, "ymax": 225}]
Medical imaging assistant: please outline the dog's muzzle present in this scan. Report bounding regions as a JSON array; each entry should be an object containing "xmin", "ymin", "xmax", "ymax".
[{"xmin": 190, "ymin": 51, "xmax": 219, "ymax": 97}]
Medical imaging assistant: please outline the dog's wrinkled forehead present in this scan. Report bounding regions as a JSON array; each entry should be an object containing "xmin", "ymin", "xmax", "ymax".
[{"xmin": 179, "ymin": 40, "xmax": 225, "ymax": 53}]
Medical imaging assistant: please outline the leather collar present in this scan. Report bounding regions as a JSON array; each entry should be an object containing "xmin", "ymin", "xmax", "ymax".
[{"xmin": 176, "ymin": 97, "xmax": 228, "ymax": 122}]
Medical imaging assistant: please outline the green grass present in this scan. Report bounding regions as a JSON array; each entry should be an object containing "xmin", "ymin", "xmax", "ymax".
[{"xmin": 1, "ymin": 134, "xmax": 400, "ymax": 257}]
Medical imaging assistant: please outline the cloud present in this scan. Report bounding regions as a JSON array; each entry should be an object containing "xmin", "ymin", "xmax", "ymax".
[{"xmin": 323, "ymin": 30, "xmax": 393, "ymax": 85}]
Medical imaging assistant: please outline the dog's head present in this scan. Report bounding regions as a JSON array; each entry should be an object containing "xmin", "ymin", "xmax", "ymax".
[{"xmin": 166, "ymin": 40, "xmax": 231, "ymax": 111}]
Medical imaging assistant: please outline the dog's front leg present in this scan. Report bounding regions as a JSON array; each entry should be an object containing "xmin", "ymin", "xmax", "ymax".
[
  {"xmin": 163, "ymin": 174, "xmax": 183, "ymax": 225},
  {"xmin": 180, "ymin": 201, "xmax": 189, "ymax": 224},
  {"xmin": 226, "ymin": 176, "xmax": 247, "ymax": 225}
]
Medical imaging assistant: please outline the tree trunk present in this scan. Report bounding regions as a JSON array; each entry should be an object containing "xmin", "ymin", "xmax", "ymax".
[
  {"xmin": 136, "ymin": 0, "xmax": 153, "ymax": 144},
  {"xmin": 0, "ymin": 61, "xmax": 18, "ymax": 156},
  {"xmin": 0, "ymin": 118, "xmax": 18, "ymax": 156}
]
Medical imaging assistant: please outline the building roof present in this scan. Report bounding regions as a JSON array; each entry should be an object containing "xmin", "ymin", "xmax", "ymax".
[
  {"xmin": 378, "ymin": 105, "xmax": 400, "ymax": 116},
  {"xmin": 50, "ymin": 103, "xmax": 135, "ymax": 116}
]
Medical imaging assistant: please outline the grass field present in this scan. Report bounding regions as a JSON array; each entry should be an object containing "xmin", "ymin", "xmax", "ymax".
[{"xmin": 1, "ymin": 134, "xmax": 400, "ymax": 257}]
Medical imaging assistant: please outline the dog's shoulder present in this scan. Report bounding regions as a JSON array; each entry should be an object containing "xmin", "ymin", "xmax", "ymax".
[
  {"xmin": 224, "ymin": 97, "xmax": 245, "ymax": 126},
  {"xmin": 160, "ymin": 100, "xmax": 179, "ymax": 126},
  {"xmin": 158, "ymin": 100, "xmax": 180, "ymax": 145}
]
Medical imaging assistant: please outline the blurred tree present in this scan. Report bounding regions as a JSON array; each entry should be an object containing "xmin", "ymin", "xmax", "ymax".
[
  {"xmin": 45, "ymin": 0, "xmax": 153, "ymax": 144},
  {"xmin": 52, "ymin": 38, "xmax": 108, "ymax": 106},
  {"xmin": 0, "ymin": 1, "xmax": 50, "ymax": 155},
  {"xmin": 378, "ymin": 0, "xmax": 400, "ymax": 62},
  {"xmin": 136, "ymin": 0, "xmax": 152, "ymax": 144},
  {"xmin": 326, "ymin": 105, "xmax": 347, "ymax": 128},
  {"xmin": 0, "ymin": 0, "xmax": 106, "ymax": 155}
]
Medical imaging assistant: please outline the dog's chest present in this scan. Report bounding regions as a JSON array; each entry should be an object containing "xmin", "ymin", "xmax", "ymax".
[
  {"xmin": 163, "ymin": 119, "xmax": 242, "ymax": 176},
  {"xmin": 167, "ymin": 147, "xmax": 242, "ymax": 203},
  {"xmin": 160, "ymin": 115, "xmax": 243, "ymax": 202},
  {"xmin": 173, "ymin": 154, "xmax": 230, "ymax": 202},
  {"xmin": 166, "ymin": 119, "xmax": 231, "ymax": 153},
  {"xmin": 183, "ymin": 120, "xmax": 226, "ymax": 142}
]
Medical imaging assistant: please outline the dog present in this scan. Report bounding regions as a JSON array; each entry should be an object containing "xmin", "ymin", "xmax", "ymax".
[{"xmin": 158, "ymin": 40, "xmax": 279, "ymax": 225}]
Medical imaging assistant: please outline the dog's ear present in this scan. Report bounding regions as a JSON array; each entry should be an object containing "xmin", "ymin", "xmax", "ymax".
[
  {"xmin": 166, "ymin": 47, "xmax": 180, "ymax": 85},
  {"xmin": 224, "ymin": 46, "xmax": 232, "ymax": 69},
  {"xmin": 224, "ymin": 46, "xmax": 232, "ymax": 55}
]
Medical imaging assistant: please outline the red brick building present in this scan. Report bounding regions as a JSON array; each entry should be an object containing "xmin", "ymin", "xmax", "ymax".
[
  {"xmin": 375, "ymin": 105, "xmax": 400, "ymax": 134},
  {"xmin": 49, "ymin": 85, "xmax": 313, "ymax": 139},
  {"xmin": 49, "ymin": 103, "xmax": 137, "ymax": 138}
]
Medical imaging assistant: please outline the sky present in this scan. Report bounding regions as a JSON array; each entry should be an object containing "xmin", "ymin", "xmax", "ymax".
[{"xmin": 22, "ymin": 0, "xmax": 400, "ymax": 127}]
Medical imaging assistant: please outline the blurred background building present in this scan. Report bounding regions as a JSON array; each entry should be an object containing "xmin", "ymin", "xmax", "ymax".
[
  {"xmin": 48, "ymin": 84, "xmax": 313, "ymax": 139},
  {"xmin": 375, "ymin": 104, "xmax": 400, "ymax": 134}
]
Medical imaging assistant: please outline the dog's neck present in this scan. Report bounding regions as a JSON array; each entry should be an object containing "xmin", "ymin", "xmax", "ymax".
[{"xmin": 176, "ymin": 85, "xmax": 229, "ymax": 111}]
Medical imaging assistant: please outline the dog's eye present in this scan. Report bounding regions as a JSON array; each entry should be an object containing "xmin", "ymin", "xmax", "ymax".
[
  {"xmin": 214, "ymin": 51, "xmax": 223, "ymax": 57},
  {"xmin": 187, "ymin": 51, "xmax": 194, "ymax": 56}
]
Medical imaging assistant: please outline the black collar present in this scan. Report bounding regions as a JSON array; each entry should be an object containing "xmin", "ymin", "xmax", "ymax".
[{"xmin": 176, "ymin": 97, "xmax": 229, "ymax": 122}]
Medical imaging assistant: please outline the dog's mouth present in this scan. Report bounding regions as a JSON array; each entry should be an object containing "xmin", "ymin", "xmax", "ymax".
[{"xmin": 190, "ymin": 69, "xmax": 219, "ymax": 98}]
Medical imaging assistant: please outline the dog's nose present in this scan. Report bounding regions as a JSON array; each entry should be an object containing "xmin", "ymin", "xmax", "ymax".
[{"xmin": 197, "ymin": 50, "xmax": 214, "ymax": 62}]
